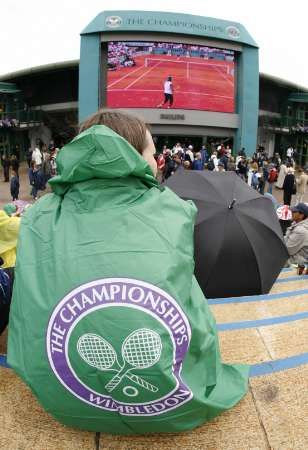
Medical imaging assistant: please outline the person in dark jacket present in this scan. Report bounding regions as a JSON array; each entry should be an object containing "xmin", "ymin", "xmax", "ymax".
[
  {"xmin": 10, "ymin": 169, "xmax": 20, "ymax": 201},
  {"xmin": 219, "ymin": 153, "xmax": 229, "ymax": 171},
  {"xmin": 10, "ymin": 154, "xmax": 19, "ymax": 176},
  {"xmin": 192, "ymin": 152, "xmax": 204, "ymax": 170},
  {"xmin": 282, "ymin": 167, "xmax": 296, "ymax": 205},
  {"xmin": 1, "ymin": 153, "xmax": 10, "ymax": 182},
  {"xmin": 163, "ymin": 153, "xmax": 176, "ymax": 180},
  {"xmin": 237, "ymin": 158, "xmax": 248, "ymax": 181}
]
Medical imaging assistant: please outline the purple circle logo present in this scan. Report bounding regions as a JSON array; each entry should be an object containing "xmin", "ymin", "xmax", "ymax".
[{"xmin": 46, "ymin": 278, "xmax": 193, "ymax": 416}]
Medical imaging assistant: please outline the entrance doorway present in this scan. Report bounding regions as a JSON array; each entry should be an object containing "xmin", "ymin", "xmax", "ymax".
[{"xmin": 153, "ymin": 135, "xmax": 234, "ymax": 154}]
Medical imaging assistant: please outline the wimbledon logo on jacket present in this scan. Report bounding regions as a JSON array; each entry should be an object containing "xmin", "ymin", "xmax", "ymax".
[{"xmin": 46, "ymin": 278, "xmax": 192, "ymax": 416}]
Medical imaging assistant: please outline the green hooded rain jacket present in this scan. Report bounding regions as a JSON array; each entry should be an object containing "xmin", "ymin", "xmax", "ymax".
[{"xmin": 8, "ymin": 125, "xmax": 248, "ymax": 434}]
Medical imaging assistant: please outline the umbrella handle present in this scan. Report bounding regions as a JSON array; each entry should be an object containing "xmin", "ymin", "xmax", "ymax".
[{"xmin": 228, "ymin": 199, "xmax": 236, "ymax": 209}]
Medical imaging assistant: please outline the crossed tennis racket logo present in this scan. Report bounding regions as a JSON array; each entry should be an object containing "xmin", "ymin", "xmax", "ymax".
[{"xmin": 77, "ymin": 328, "xmax": 162, "ymax": 394}]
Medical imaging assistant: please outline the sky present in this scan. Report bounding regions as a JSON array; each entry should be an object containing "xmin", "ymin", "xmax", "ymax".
[{"xmin": 1, "ymin": 0, "xmax": 307, "ymax": 88}]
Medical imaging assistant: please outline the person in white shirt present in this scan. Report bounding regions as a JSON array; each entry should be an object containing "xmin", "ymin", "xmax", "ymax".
[
  {"xmin": 172, "ymin": 143, "xmax": 183, "ymax": 155},
  {"xmin": 32, "ymin": 147, "xmax": 42, "ymax": 168},
  {"xmin": 286, "ymin": 146, "xmax": 294, "ymax": 163},
  {"xmin": 157, "ymin": 76, "xmax": 174, "ymax": 108},
  {"xmin": 185, "ymin": 145, "xmax": 194, "ymax": 163}
]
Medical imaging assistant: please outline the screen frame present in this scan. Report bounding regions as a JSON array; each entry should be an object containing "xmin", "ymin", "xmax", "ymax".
[{"xmin": 100, "ymin": 33, "xmax": 241, "ymax": 114}]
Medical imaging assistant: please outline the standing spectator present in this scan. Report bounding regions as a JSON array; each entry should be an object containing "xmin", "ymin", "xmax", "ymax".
[
  {"xmin": 10, "ymin": 169, "xmax": 20, "ymax": 201},
  {"xmin": 185, "ymin": 145, "xmax": 194, "ymax": 164},
  {"xmin": 192, "ymin": 152, "xmax": 203, "ymax": 170},
  {"xmin": 251, "ymin": 170, "xmax": 259, "ymax": 190},
  {"xmin": 50, "ymin": 148, "xmax": 58, "ymax": 176},
  {"xmin": 219, "ymin": 152, "xmax": 229, "ymax": 171},
  {"xmin": 272, "ymin": 153, "xmax": 281, "ymax": 168},
  {"xmin": 237, "ymin": 157, "xmax": 248, "ymax": 181},
  {"xmin": 286, "ymin": 146, "xmax": 294, "ymax": 162},
  {"xmin": 172, "ymin": 142, "xmax": 183, "ymax": 156},
  {"xmin": 209, "ymin": 151, "xmax": 219, "ymax": 171},
  {"xmin": 32, "ymin": 145, "xmax": 42, "ymax": 169},
  {"xmin": 296, "ymin": 167, "xmax": 308, "ymax": 203},
  {"xmin": 156, "ymin": 153, "xmax": 165, "ymax": 183},
  {"xmin": 26, "ymin": 147, "xmax": 33, "ymax": 168},
  {"xmin": 267, "ymin": 165, "xmax": 278, "ymax": 194},
  {"xmin": 262, "ymin": 161, "xmax": 269, "ymax": 189},
  {"xmin": 247, "ymin": 160, "xmax": 258, "ymax": 187},
  {"xmin": 1, "ymin": 153, "xmax": 10, "ymax": 182},
  {"xmin": 10, "ymin": 154, "xmax": 19, "ymax": 176},
  {"xmin": 29, "ymin": 162, "xmax": 39, "ymax": 200},
  {"xmin": 257, "ymin": 169, "xmax": 265, "ymax": 195},
  {"xmin": 282, "ymin": 167, "xmax": 296, "ymax": 206},
  {"xmin": 200, "ymin": 145, "xmax": 208, "ymax": 166},
  {"xmin": 42, "ymin": 152, "xmax": 52, "ymax": 186},
  {"xmin": 163, "ymin": 152, "xmax": 175, "ymax": 180},
  {"xmin": 235, "ymin": 154, "xmax": 242, "ymax": 174},
  {"xmin": 12, "ymin": 144, "xmax": 20, "ymax": 162},
  {"xmin": 276, "ymin": 160, "xmax": 288, "ymax": 189}
]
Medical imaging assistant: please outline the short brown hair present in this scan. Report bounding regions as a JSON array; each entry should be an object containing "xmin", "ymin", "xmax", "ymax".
[{"xmin": 79, "ymin": 109, "xmax": 148, "ymax": 154}]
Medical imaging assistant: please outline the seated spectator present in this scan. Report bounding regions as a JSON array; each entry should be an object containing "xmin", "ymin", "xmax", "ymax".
[
  {"xmin": 285, "ymin": 203, "xmax": 308, "ymax": 274},
  {"xmin": 8, "ymin": 110, "xmax": 248, "ymax": 434},
  {"xmin": 0, "ymin": 209, "xmax": 20, "ymax": 269}
]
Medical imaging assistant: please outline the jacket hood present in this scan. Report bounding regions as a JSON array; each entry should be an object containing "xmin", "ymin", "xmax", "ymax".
[
  {"xmin": 0, "ymin": 210, "xmax": 20, "ymax": 254},
  {"xmin": 49, "ymin": 125, "xmax": 158, "ymax": 195}
]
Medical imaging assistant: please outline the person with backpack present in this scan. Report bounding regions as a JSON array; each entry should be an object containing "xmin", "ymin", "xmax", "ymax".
[{"xmin": 267, "ymin": 165, "xmax": 278, "ymax": 194}]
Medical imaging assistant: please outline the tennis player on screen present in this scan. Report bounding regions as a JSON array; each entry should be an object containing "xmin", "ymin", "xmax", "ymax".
[{"xmin": 157, "ymin": 76, "xmax": 174, "ymax": 108}]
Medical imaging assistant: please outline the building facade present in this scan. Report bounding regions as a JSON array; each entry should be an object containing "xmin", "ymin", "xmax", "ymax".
[{"xmin": 0, "ymin": 11, "xmax": 307, "ymax": 164}]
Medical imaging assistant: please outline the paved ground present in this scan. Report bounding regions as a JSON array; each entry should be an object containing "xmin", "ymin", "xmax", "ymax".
[
  {"xmin": 0, "ymin": 163, "xmax": 308, "ymax": 449},
  {"xmin": 1, "ymin": 268, "xmax": 307, "ymax": 449}
]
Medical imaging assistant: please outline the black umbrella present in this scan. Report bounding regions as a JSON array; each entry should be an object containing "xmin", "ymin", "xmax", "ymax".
[{"xmin": 165, "ymin": 171, "xmax": 288, "ymax": 298}]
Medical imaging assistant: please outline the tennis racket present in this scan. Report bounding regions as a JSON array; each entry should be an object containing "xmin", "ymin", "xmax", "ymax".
[
  {"xmin": 105, "ymin": 328, "xmax": 162, "ymax": 393},
  {"xmin": 77, "ymin": 333, "xmax": 158, "ymax": 393}
]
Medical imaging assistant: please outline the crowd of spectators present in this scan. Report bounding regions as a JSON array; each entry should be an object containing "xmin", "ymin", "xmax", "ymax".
[
  {"xmin": 156, "ymin": 142, "xmax": 308, "ymax": 206},
  {"xmin": 1, "ymin": 141, "xmax": 60, "ymax": 201}
]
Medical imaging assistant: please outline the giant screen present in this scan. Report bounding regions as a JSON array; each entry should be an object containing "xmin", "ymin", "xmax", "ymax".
[{"xmin": 106, "ymin": 41, "xmax": 235, "ymax": 113}]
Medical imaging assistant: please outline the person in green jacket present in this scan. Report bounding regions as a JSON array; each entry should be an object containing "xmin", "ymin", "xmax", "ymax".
[{"xmin": 8, "ymin": 110, "xmax": 248, "ymax": 434}]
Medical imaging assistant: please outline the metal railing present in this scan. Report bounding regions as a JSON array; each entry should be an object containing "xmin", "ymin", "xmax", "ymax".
[{"xmin": 259, "ymin": 115, "xmax": 308, "ymax": 130}]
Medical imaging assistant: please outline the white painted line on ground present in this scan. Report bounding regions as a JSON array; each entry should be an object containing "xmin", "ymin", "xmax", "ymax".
[
  {"xmin": 107, "ymin": 65, "xmax": 145, "ymax": 88},
  {"xmin": 109, "ymin": 88, "xmax": 233, "ymax": 99},
  {"xmin": 124, "ymin": 62, "xmax": 162, "ymax": 90}
]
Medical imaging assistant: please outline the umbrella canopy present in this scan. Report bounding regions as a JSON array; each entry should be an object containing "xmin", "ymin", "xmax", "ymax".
[{"xmin": 165, "ymin": 171, "xmax": 288, "ymax": 298}]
